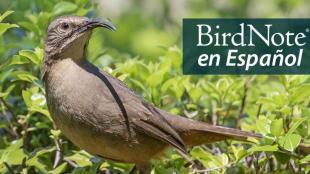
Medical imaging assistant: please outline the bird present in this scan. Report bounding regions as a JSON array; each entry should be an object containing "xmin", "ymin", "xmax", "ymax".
[{"xmin": 42, "ymin": 16, "xmax": 308, "ymax": 174}]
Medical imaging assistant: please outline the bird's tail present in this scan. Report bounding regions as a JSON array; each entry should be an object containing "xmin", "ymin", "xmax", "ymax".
[
  {"xmin": 162, "ymin": 112, "xmax": 310, "ymax": 153},
  {"xmin": 162, "ymin": 113, "xmax": 261, "ymax": 146}
]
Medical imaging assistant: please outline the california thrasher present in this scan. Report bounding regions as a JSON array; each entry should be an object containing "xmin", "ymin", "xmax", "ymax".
[{"xmin": 42, "ymin": 16, "xmax": 308, "ymax": 173}]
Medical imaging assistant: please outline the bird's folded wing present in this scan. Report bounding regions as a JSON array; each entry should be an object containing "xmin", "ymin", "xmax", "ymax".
[
  {"xmin": 97, "ymin": 68, "xmax": 187, "ymax": 154},
  {"xmin": 124, "ymin": 101, "xmax": 188, "ymax": 155},
  {"xmin": 132, "ymin": 118, "xmax": 187, "ymax": 153}
]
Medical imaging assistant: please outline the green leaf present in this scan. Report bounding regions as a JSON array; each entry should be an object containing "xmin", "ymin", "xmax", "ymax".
[
  {"xmin": 66, "ymin": 151, "xmax": 92, "ymax": 167},
  {"xmin": 0, "ymin": 23, "xmax": 18, "ymax": 35},
  {"xmin": 129, "ymin": 78, "xmax": 146, "ymax": 92},
  {"xmin": 54, "ymin": 2, "xmax": 78, "ymax": 15},
  {"xmin": 29, "ymin": 106, "xmax": 51, "ymax": 120},
  {"xmin": 11, "ymin": 71, "xmax": 38, "ymax": 83},
  {"xmin": 256, "ymin": 97, "xmax": 276, "ymax": 106},
  {"xmin": 278, "ymin": 134, "xmax": 301, "ymax": 152},
  {"xmin": 26, "ymin": 147, "xmax": 55, "ymax": 173},
  {"xmin": 190, "ymin": 147, "xmax": 213, "ymax": 161},
  {"xmin": 9, "ymin": 55, "xmax": 30, "ymax": 66},
  {"xmin": 22, "ymin": 89, "xmax": 32, "ymax": 107},
  {"xmin": 274, "ymin": 152, "xmax": 290, "ymax": 164},
  {"xmin": 146, "ymin": 71, "xmax": 164, "ymax": 87},
  {"xmin": 300, "ymin": 154, "xmax": 310, "ymax": 164},
  {"xmin": 165, "ymin": 46, "xmax": 182, "ymax": 70},
  {"xmin": 26, "ymin": 157, "xmax": 48, "ymax": 173},
  {"xmin": 0, "ymin": 11, "xmax": 14, "ymax": 22},
  {"xmin": 19, "ymin": 50, "xmax": 41, "ymax": 65},
  {"xmin": 34, "ymin": 47, "xmax": 44, "ymax": 63},
  {"xmin": 0, "ymin": 84, "xmax": 15, "ymax": 99},
  {"xmin": 0, "ymin": 139, "xmax": 27, "ymax": 166},
  {"xmin": 290, "ymin": 84, "xmax": 310, "ymax": 104},
  {"xmin": 287, "ymin": 117, "xmax": 307, "ymax": 134},
  {"xmin": 18, "ymin": 21, "xmax": 41, "ymax": 35},
  {"xmin": 135, "ymin": 62, "xmax": 151, "ymax": 80},
  {"xmin": 270, "ymin": 118, "xmax": 283, "ymax": 137},
  {"xmin": 188, "ymin": 87, "xmax": 202, "ymax": 102},
  {"xmin": 49, "ymin": 163, "xmax": 67, "ymax": 174},
  {"xmin": 232, "ymin": 145, "xmax": 247, "ymax": 161},
  {"xmin": 28, "ymin": 147, "xmax": 55, "ymax": 160},
  {"xmin": 50, "ymin": 129, "xmax": 61, "ymax": 139},
  {"xmin": 256, "ymin": 116, "xmax": 271, "ymax": 135},
  {"xmin": 248, "ymin": 145, "xmax": 278, "ymax": 153}
]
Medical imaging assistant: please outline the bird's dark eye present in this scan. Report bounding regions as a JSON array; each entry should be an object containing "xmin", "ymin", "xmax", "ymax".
[{"xmin": 60, "ymin": 22, "xmax": 70, "ymax": 30}]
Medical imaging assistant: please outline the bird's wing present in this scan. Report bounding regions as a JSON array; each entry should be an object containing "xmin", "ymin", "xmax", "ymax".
[
  {"xmin": 83, "ymin": 62, "xmax": 187, "ymax": 154},
  {"xmin": 129, "ymin": 101, "xmax": 187, "ymax": 154},
  {"xmin": 103, "ymin": 71, "xmax": 188, "ymax": 154}
]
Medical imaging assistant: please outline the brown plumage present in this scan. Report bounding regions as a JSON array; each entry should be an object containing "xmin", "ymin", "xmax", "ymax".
[{"xmin": 42, "ymin": 16, "xmax": 308, "ymax": 174}]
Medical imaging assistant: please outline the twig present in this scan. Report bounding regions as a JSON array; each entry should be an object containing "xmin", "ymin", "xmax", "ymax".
[
  {"xmin": 223, "ymin": 102, "xmax": 232, "ymax": 125},
  {"xmin": 252, "ymin": 154, "xmax": 259, "ymax": 173},
  {"xmin": 289, "ymin": 159, "xmax": 298, "ymax": 173},
  {"xmin": 256, "ymin": 104, "xmax": 262, "ymax": 118},
  {"xmin": 53, "ymin": 138, "xmax": 62, "ymax": 168},
  {"xmin": 104, "ymin": 170, "xmax": 111, "ymax": 174},
  {"xmin": 3, "ymin": 162, "xmax": 15, "ymax": 174},
  {"xmin": 21, "ymin": 119, "xmax": 30, "ymax": 150},
  {"xmin": 64, "ymin": 158, "xmax": 78, "ymax": 168},
  {"xmin": 0, "ymin": 98, "xmax": 17, "ymax": 121},
  {"xmin": 211, "ymin": 100, "xmax": 217, "ymax": 125},
  {"xmin": 0, "ymin": 99, "xmax": 19, "ymax": 138},
  {"xmin": 52, "ymin": 122, "xmax": 63, "ymax": 168},
  {"xmin": 237, "ymin": 78, "xmax": 250, "ymax": 128}
]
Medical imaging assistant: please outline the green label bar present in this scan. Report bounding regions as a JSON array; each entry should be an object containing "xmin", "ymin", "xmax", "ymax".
[{"xmin": 183, "ymin": 19, "xmax": 310, "ymax": 74}]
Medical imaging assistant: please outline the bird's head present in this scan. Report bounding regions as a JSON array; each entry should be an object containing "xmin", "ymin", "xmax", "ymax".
[{"xmin": 44, "ymin": 15, "xmax": 116, "ymax": 62}]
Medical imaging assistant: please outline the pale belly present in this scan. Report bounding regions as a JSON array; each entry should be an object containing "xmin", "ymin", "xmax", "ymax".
[{"xmin": 44, "ymin": 59, "xmax": 168, "ymax": 164}]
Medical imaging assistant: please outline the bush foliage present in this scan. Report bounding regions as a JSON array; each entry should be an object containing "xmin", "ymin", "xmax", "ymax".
[{"xmin": 0, "ymin": 0, "xmax": 309, "ymax": 173}]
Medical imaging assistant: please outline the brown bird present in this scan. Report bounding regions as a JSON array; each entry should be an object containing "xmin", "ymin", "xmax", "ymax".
[{"xmin": 42, "ymin": 16, "xmax": 307, "ymax": 173}]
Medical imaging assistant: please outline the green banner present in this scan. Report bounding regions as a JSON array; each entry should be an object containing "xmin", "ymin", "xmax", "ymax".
[{"xmin": 183, "ymin": 19, "xmax": 310, "ymax": 74}]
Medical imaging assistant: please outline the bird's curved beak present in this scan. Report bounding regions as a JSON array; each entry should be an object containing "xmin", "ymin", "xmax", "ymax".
[{"xmin": 79, "ymin": 18, "xmax": 116, "ymax": 33}]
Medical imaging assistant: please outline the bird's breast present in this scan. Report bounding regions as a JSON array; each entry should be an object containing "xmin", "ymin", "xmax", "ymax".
[
  {"xmin": 43, "ymin": 59, "xmax": 169, "ymax": 164},
  {"xmin": 44, "ymin": 58, "xmax": 113, "ymax": 128}
]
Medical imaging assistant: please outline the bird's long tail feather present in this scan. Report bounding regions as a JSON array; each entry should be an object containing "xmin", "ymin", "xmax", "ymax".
[{"xmin": 162, "ymin": 112, "xmax": 310, "ymax": 153}]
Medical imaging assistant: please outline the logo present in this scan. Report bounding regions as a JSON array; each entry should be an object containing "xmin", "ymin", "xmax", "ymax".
[{"xmin": 183, "ymin": 19, "xmax": 310, "ymax": 74}]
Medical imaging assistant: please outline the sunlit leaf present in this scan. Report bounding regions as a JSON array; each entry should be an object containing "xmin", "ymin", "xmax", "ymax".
[
  {"xmin": 248, "ymin": 145, "xmax": 278, "ymax": 153},
  {"xmin": 300, "ymin": 154, "xmax": 310, "ymax": 164},
  {"xmin": 146, "ymin": 71, "xmax": 164, "ymax": 87},
  {"xmin": 278, "ymin": 134, "xmax": 301, "ymax": 152},
  {"xmin": 9, "ymin": 55, "xmax": 30, "ymax": 66},
  {"xmin": 0, "ymin": 84, "xmax": 15, "ymax": 99},
  {"xmin": 54, "ymin": 2, "xmax": 78, "ymax": 15},
  {"xmin": 256, "ymin": 116, "xmax": 271, "ymax": 135},
  {"xmin": 0, "ymin": 23, "xmax": 18, "ymax": 35},
  {"xmin": 65, "ymin": 151, "xmax": 92, "ymax": 167},
  {"xmin": 18, "ymin": 21, "xmax": 41, "ymax": 35},
  {"xmin": 290, "ymin": 84, "xmax": 310, "ymax": 104},
  {"xmin": 0, "ymin": 139, "xmax": 27, "ymax": 166},
  {"xmin": 48, "ymin": 163, "xmax": 67, "ymax": 174},
  {"xmin": 11, "ymin": 71, "xmax": 39, "ymax": 83},
  {"xmin": 287, "ymin": 117, "xmax": 307, "ymax": 134},
  {"xmin": 270, "ymin": 118, "xmax": 283, "ymax": 137},
  {"xmin": 19, "ymin": 50, "xmax": 41, "ymax": 65},
  {"xmin": 0, "ymin": 11, "xmax": 14, "ymax": 22},
  {"xmin": 231, "ymin": 145, "xmax": 247, "ymax": 161}
]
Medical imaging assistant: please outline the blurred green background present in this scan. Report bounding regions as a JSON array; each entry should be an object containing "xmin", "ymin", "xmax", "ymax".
[{"xmin": 0, "ymin": 0, "xmax": 310, "ymax": 173}]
